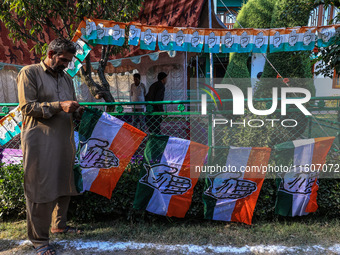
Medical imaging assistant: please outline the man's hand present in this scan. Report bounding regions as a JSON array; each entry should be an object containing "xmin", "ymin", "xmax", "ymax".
[{"xmin": 60, "ymin": 101, "xmax": 80, "ymax": 113}]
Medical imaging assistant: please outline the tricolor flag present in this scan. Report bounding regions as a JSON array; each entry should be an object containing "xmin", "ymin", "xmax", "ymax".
[
  {"xmin": 173, "ymin": 27, "xmax": 189, "ymax": 52},
  {"xmin": 0, "ymin": 106, "xmax": 22, "ymax": 146},
  {"xmin": 65, "ymin": 57, "xmax": 82, "ymax": 77},
  {"xmin": 237, "ymin": 29, "xmax": 254, "ymax": 53},
  {"xmin": 317, "ymin": 25, "xmax": 338, "ymax": 48},
  {"xmin": 221, "ymin": 30, "xmax": 239, "ymax": 53},
  {"xmin": 204, "ymin": 30, "xmax": 221, "ymax": 53},
  {"xmin": 140, "ymin": 26, "xmax": 158, "ymax": 50},
  {"xmin": 133, "ymin": 135, "xmax": 209, "ymax": 218},
  {"xmin": 92, "ymin": 21, "xmax": 112, "ymax": 45},
  {"xmin": 203, "ymin": 147, "xmax": 271, "ymax": 225},
  {"xmin": 76, "ymin": 108, "xmax": 146, "ymax": 199},
  {"xmin": 274, "ymin": 137, "xmax": 335, "ymax": 217},
  {"xmin": 128, "ymin": 23, "xmax": 142, "ymax": 46},
  {"xmin": 81, "ymin": 18, "xmax": 97, "ymax": 43},
  {"xmin": 299, "ymin": 27, "xmax": 317, "ymax": 51},
  {"xmin": 72, "ymin": 38, "xmax": 92, "ymax": 62},
  {"xmin": 109, "ymin": 22, "xmax": 125, "ymax": 46},
  {"xmin": 158, "ymin": 27, "xmax": 174, "ymax": 51},
  {"xmin": 188, "ymin": 29, "xmax": 204, "ymax": 53},
  {"xmin": 269, "ymin": 28, "xmax": 287, "ymax": 53},
  {"xmin": 253, "ymin": 29, "xmax": 269, "ymax": 53}
]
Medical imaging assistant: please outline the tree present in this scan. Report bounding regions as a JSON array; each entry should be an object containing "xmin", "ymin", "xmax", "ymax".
[
  {"xmin": 311, "ymin": 0, "xmax": 339, "ymax": 78},
  {"xmin": 0, "ymin": 0, "xmax": 143, "ymax": 109}
]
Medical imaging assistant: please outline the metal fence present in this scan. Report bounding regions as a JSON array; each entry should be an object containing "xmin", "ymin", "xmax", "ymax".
[{"xmin": 0, "ymin": 96, "xmax": 339, "ymax": 169}]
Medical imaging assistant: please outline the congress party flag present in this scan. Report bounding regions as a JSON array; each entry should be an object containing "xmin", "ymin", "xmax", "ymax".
[
  {"xmin": 0, "ymin": 106, "xmax": 22, "ymax": 146},
  {"xmin": 140, "ymin": 26, "xmax": 158, "ymax": 50},
  {"xmin": 65, "ymin": 57, "xmax": 82, "ymax": 77},
  {"xmin": 158, "ymin": 27, "xmax": 174, "ymax": 51},
  {"xmin": 274, "ymin": 137, "xmax": 335, "ymax": 217},
  {"xmin": 253, "ymin": 29, "xmax": 269, "ymax": 53},
  {"xmin": 299, "ymin": 27, "xmax": 317, "ymax": 51},
  {"xmin": 203, "ymin": 147, "xmax": 271, "ymax": 225},
  {"xmin": 133, "ymin": 135, "xmax": 209, "ymax": 218},
  {"xmin": 237, "ymin": 29, "xmax": 254, "ymax": 53},
  {"xmin": 188, "ymin": 29, "xmax": 204, "ymax": 53},
  {"xmin": 76, "ymin": 108, "xmax": 146, "ymax": 199},
  {"xmin": 269, "ymin": 28, "xmax": 287, "ymax": 53},
  {"xmin": 92, "ymin": 21, "xmax": 112, "ymax": 45},
  {"xmin": 109, "ymin": 22, "xmax": 126, "ymax": 46},
  {"xmin": 221, "ymin": 30, "xmax": 239, "ymax": 53},
  {"xmin": 128, "ymin": 23, "xmax": 142, "ymax": 46},
  {"xmin": 173, "ymin": 27, "xmax": 189, "ymax": 52},
  {"xmin": 204, "ymin": 30, "xmax": 221, "ymax": 53},
  {"xmin": 72, "ymin": 39, "xmax": 92, "ymax": 62},
  {"xmin": 81, "ymin": 18, "xmax": 97, "ymax": 43},
  {"xmin": 317, "ymin": 25, "xmax": 338, "ymax": 48}
]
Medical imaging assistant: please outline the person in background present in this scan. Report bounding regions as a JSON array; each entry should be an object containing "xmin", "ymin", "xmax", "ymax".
[
  {"xmin": 17, "ymin": 38, "xmax": 84, "ymax": 255},
  {"xmin": 145, "ymin": 72, "xmax": 167, "ymax": 134},
  {"xmin": 130, "ymin": 73, "xmax": 146, "ymax": 131}
]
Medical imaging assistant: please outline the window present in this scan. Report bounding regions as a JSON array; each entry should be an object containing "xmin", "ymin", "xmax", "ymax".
[{"xmin": 308, "ymin": 5, "xmax": 339, "ymax": 27}]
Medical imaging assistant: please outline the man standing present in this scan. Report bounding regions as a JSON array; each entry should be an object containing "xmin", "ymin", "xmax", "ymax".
[
  {"xmin": 17, "ymin": 38, "xmax": 83, "ymax": 255},
  {"xmin": 145, "ymin": 72, "xmax": 167, "ymax": 134},
  {"xmin": 130, "ymin": 73, "xmax": 146, "ymax": 131}
]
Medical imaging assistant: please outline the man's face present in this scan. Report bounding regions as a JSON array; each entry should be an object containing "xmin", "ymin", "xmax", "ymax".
[
  {"xmin": 162, "ymin": 77, "xmax": 167, "ymax": 85},
  {"xmin": 134, "ymin": 76, "xmax": 140, "ymax": 85},
  {"xmin": 50, "ymin": 51, "xmax": 74, "ymax": 73}
]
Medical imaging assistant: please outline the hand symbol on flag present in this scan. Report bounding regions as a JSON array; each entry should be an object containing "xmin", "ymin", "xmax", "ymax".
[
  {"xmin": 205, "ymin": 172, "xmax": 257, "ymax": 200},
  {"xmin": 278, "ymin": 167, "xmax": 319, "ymax": 194},
  {"xmin": 79, "ymin": 138, "xmax": 119, "ymax": 169},
  {"xmin": 140, "ymin": 163, "xmax": 192, "ymax": 195}
]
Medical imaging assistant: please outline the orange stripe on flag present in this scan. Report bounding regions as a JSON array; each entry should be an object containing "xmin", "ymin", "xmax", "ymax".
[
  {"xmin": 166, "ymin": 142, "xmax": 209, "ymax": 218},
  {"xmin": 90, "ymin": 123, "xmax": 146, "ymax": 199},
  {"xmin": 231, "ymin": 148, "xmax": 271, "ymax": 225},
  {"xmin": 305, "ymin": 179, "xmax": 319, "ymax": 213}
]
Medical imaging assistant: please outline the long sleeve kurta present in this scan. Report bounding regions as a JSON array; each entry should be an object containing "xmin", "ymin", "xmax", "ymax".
[
  {"xmin": 145, "ymin": 81, "xmax": 165, "ymax": 112},
  {"xmin": 17, "ymin": 62, "xmax": 78, "ymax": 203}
]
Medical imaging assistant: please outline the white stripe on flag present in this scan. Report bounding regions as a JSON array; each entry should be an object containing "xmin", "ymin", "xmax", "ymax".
[
  {"xmin": 89, "ymin": 113, "xmax": 124, "ymax": 144},
  {"xmin": 293, "ymin": 139, "xmax": 314, "ymax": 165},
  {"xmin": 146, "ymin": 137, "xmax": 190, "ymax": 215},
  {"xmin": 81, "ymin": 168, "xmax": 100, "ymax": 192},
  {"xmin": 212, "ymin": 147, "xmax": 252, "ymax": 221},
  {"xmin": 292, "ymin": 139, "xmax": 315, "ymax": 216}
]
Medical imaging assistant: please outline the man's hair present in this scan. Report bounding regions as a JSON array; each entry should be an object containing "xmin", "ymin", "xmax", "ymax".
[
  {"xmin": 157, "ymin": 72, "xmax": 167, "ymax": 81},
  {"xmin": 47, "ymin": 38, "xmax": 76, "ymax": 55},
  {"xmin": 133, "ymin": 73, "xmax": 141, "ymax": 79}
]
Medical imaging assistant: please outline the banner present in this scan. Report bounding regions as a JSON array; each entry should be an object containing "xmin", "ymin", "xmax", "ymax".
[
  {"xmin": 109, "ymin": 22, "xmax": 126, "ymax": 46},
  {"xmin": 128, "ymin": 23, "xmax": 142, "ymax": 46},
  {"xmin": 204, "ymin": 29, "xmax": 221, "ymax": 53},
  {"xmin": 76, "ymin": 108, "xmax": 146, "ymax": 199},
  {"xmin": 269, "ymin": 28, "xmax": 287, "ymax": 53},
  {"xmin": 140, "ymin": 26, "xmax": 158, "ymax": 50},
  {"xmin": 134, "ymin": 135, "xmax": 209, "ymax": 218},
  {"xmin": 253, "ymin": 29, "xmax": 269, "ymax": 53},
  {"xmin": 173, "ymin": 27, "xmax": 189, "ymax": 52},
  {"xmin": 188, "ymin": 29, "xmax": 205, "ymax": 53},
  {"xmin": 274, "ymin": 137, "xmax": 335, "ymax": 217},
  {"xmin": 158, "ymin": 26, "xmax": 174, "ymax": 51},
  {"xmin": 317, "ymin": 25, "xmax": 337, "ymax": 48},
  {"xmin": 203, "ymin": 147, "xmax": 271, "ymax": 225},
  {"xmin": 0, "ymin": 106, "xmax": 22, "ymax": 146},
  {"xmin": 65, "ymin": 57, "xmax": 82, "ymax": 77},
  {"xmin": 221, "ymin": 30, "xmax": 239, "ymax": 53},
  {"xmin": 237, "ymin": 29, "xmax": 254, "ymax": 53}
]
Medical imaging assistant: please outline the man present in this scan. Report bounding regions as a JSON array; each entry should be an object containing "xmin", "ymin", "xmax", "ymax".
[
  {"xmin": 145, "ymin": 72, "xmax": 167, "ymax": 134},
  {"xmin": 130, "ymin": 73, "xmax": 146, "ymax": 131},
  {"xmin": 17, "ymin": 38, "xmax": 83, "ymax": 255}
]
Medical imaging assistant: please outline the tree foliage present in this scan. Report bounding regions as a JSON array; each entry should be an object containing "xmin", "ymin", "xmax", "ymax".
[{"xmin": 0, "ymin": 0, "xmax": 144, "ymax": 104}]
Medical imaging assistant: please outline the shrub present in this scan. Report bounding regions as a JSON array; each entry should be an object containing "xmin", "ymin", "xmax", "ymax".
[{"xmin": 0, "ymin": 163, "xmax": 26, "ymax": 220}]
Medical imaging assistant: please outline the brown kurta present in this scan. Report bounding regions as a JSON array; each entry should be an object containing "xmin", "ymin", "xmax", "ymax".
[{"xmin": 17, "ymin": 61, "xmax": 78, "ymax": 203}]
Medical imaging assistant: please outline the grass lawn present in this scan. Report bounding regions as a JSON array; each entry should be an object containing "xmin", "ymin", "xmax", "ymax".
[{"xmin": 1, "ymin": 217, "xmax": 340, "ymax": 248}]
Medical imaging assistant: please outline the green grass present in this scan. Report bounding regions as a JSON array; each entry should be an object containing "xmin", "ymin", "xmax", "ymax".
[{"xmin": 1, "ymin": 217, "xmax": 340, "ymax": 247}]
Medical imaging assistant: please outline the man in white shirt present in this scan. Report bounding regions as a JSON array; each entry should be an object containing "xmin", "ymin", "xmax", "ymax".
[{"xmin": 130, "ymin": 73, "xmax": 146, "ymax": 131}]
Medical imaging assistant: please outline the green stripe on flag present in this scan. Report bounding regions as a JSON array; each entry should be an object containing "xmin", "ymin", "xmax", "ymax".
[
  {"xmin": 274, "ymin": 141, "xmax": 295, "ymax": 166},
  {"xmin": 133, "ymin": 134, "xmax": 170, "ymax": 210},
  {"xmin": 275, "ymin": 190, "xmax": 293, "ymax": 216},
  {"xmin": 203, "ymin": 178, "xmax": 217, "ymax": 220},
  {"xmin": 78, "ymin": 108, "xmax": 103, "ymax": 141}
]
